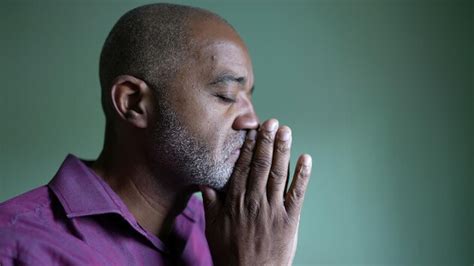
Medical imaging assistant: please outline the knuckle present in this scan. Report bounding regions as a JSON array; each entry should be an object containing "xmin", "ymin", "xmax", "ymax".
[
  {"xmin": 233, "ymin": 163, "xmax": 250, "ymax": 177},
  {"xmin": 251, "ymin": 157, "xmax": 272, "ymax": 170},
  {"xmin": 275, "ymin": 141, "xmax": 290, "ymax": 154},
  {"xmin": 226, "ymin": 203, "xmax": 240, "ymax": 219},
  {"xmin": 259, "ymin": 132, "xmax": 274, "ymax": 146},
  {"xmin": 297, "ymin": 165, "xmax": 311, "ymax": 183},
  {"xmin": 293, "ymin": 185, "xmax": 306, "ymax": 200},
  {"xmin": 269, "ymin": 168, "xmax": 286, "ymax": 184},
  {"xmin": 245, "ymin": 197, "xmax": 261, "ymax": 218},
  {"xmin": 241, "ymin": 141, "xmax": 255, "ymax": 154}
]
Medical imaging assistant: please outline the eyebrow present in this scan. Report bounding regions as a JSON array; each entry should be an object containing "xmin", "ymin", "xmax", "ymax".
[{"xmin": 210, "ymin": 74, "xmax": 255, "ymax": 94}]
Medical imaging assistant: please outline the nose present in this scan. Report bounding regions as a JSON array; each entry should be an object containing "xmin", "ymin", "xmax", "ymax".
[{"xmin": 232, "ymin": 101, "xmax": 259, "ymax": 130}]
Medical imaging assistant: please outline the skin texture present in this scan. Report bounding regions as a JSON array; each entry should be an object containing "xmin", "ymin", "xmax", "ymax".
[
  {"xmin": 146, "ymin": 18, "xmax": 257, "ymax": 191},
  {"xmin": 91, "ymin": 14, "xmax": 312, "ymax": 265}
]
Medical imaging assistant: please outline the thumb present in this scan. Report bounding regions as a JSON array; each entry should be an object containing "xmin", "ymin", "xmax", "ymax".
[{"xmin": 200, "ymin": 185, "xmax": 220, "ymax": 218}]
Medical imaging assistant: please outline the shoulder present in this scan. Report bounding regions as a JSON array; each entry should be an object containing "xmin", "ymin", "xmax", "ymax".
[
  {"xmin": 0, "ymin": 225, "xmax": 98, "ymax": 265},
  {"xmin": 0, "ymin": 186, "xmax": 51, "ymax": 227},
  {"xmin": 0, "ymin": 187, "xmax": 99, "ymax": 265},
  {"xmin": 0, "ymin": 187, "xmax": 54, "ymax": 264}
]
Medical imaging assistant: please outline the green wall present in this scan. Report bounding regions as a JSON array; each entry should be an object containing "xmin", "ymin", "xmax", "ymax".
[{"xmin": 1, "ymin": 0, "xmax": 472, "ymax": 265}]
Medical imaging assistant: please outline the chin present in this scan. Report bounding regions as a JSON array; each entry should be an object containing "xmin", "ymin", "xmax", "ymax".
[
  {"xmin": 192, "ymin": 159, "xmax": 234, "ymax": 192},
  {"xmin": 205, "ymin": 169, "xmax": 233, "ymax": 193}
]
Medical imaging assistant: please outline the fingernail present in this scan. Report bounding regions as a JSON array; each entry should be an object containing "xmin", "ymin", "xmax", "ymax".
[
  {"xmin": 247, "ymin": 129, "xmax": 257, "ymax": 140},
  {"xmin": 302, "ymin": 154, "xmax": 312, "ymax": 167},
  {"xmin": 263, "ymin": 119, "xmax": 278, "ymax": 132},
  {"xmin": 278, "ymin": 127, "xmax": 291, "ymax": 141}
]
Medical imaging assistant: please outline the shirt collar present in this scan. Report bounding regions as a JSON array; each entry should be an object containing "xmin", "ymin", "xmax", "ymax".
[
  {"xmin": 48, "ymin": 154, "xmax": 198, "ymax": 222},
  {"xmin": 48, "ymin": 154, "xmax": 201, "ymax": 254},
  {"xmin": 48, "ymin": 154, "xmax": 130, "ymax": 218}
]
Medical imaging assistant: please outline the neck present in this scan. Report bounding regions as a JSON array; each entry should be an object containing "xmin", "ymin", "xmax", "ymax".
[{"xmin": 89, "ymin": 141, "xmax": 195, "ymax": 240}]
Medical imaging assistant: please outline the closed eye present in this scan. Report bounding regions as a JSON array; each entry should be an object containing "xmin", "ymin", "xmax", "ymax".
[{"xmin": 215, "ymin": 94, "xmax": 236, "ymax": 103}]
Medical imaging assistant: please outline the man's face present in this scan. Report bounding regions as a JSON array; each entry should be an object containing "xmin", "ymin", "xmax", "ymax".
[{"xmin": 149, "ymin": 18, "xmax": 258, "ymax": 191}]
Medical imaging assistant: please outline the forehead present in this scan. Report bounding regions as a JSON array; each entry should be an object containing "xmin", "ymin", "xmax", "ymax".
[{"xmin": 187, "ymin": 18, "xmax": 254, "ymax": 84}]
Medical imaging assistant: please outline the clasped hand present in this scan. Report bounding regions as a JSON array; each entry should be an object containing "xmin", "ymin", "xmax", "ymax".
[{"xmin": 201, "ymin": 119, "xmax": 312, "ymax": 266}]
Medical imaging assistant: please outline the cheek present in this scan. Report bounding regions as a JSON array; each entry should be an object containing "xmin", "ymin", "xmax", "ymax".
[
  {"xmin": 191, "ymin": 109, "xmax": 231, "ymax": 156},
  {"xmin": 174, "ymin": 87, "xmax": 235, "ymax": 153},
  {"xmin": 179, "ymin": 100, "xmax": 215, "ymax": 136},
  {"xmin": 197, "ymin": 116, "xmax": 227, "ymax": 153}
]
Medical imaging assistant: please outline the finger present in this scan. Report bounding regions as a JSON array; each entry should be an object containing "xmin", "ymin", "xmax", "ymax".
[
  {"xmin": 284, "ymin": 154, "xmax": 312, "ymax": 219},
  {"xmin": 246, "ymin": 119, "xmax": 279, "ymax": 201},
  {"xmin": 226, "ymin": 129, "xmax": 257, "ymax": 203},
  {"xmin": 267, "ymin": 126, "xmax": 292, "ymax": 206},
  {"xmin": 200, "ymin": 185, "xmax": 221, "ymax": 224}
]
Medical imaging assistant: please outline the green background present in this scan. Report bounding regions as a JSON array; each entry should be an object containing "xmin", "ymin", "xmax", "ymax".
[{"xmin": 1, "ymin": 0, "xmax": 472, "ymax": 265}]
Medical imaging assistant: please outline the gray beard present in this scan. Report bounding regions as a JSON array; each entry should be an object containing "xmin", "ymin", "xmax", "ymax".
[{"xmin": 150, "ymin": 101, "xmax": 245, "ymax": 191}]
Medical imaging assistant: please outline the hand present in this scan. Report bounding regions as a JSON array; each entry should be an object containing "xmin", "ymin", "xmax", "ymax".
[{"xmin": 200, "ymin": 119, "xmax": 312, "ymax": 266}]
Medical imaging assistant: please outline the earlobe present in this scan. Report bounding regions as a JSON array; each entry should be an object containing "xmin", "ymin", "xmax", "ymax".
[{"xmin": 110, "ymin": 75, "xmax": 150, "ymax": 129}]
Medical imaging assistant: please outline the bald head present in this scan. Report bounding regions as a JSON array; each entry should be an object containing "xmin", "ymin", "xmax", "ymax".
[
  {"xmin": 99, "ymin": 3, "xmax": 234, "ymax": 119},
  {"xmin": 95, "ymin": 3, "xmax": 257, "ymax": 191}
]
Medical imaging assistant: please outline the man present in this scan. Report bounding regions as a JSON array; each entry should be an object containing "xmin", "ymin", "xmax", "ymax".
[{"xmin": 0, "ymin": 3, "xmax": 312, "ymax": 265}]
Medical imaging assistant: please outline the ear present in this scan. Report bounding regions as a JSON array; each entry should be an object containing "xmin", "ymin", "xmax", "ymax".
[{"xmin": 110, "ymin": 75, "xmax": 152, "ymax": 129}]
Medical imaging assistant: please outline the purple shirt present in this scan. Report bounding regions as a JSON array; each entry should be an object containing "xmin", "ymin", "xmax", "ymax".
[{"xmin": 0, "ymin": 154, "xmax": 213, "ymax": 265}]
